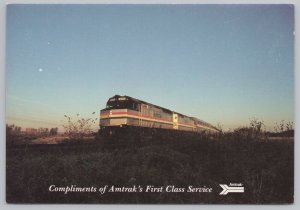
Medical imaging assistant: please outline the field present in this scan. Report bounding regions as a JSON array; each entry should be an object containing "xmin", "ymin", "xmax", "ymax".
[{"xmin": 6, "ymin": 132, "xmax": 294, "ymax": 204}]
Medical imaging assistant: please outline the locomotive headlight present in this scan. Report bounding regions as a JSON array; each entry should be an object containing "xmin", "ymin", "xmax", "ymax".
[{"xmin": 119, "ymin": 97, "xmax": 127, "ymax": 101}]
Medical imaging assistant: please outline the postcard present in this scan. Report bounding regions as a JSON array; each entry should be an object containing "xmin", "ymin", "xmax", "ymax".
[{"xmin": 5, "ymin": 4, "xmax": 294, "ymax": 204}]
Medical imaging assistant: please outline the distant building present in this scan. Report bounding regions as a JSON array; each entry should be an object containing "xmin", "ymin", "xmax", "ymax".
[{"xmin": 25, "ymin": 128, "xmax": 38, "ymax": 135}]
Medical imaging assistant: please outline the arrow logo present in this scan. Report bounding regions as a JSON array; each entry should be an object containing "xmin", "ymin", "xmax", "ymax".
[{"xmin": 219, "ymin": 184, "xmax": 244, "ymax": 195}]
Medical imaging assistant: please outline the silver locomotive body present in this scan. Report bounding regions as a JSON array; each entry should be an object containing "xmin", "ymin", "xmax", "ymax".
[{"xmin": 100, "ymin": 95, "xmax": 219, "ymax": 133}]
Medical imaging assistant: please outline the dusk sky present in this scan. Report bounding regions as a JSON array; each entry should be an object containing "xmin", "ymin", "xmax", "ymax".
[{"xmin": 6, "ymin": 4, "xmax": 294, "ymax": 131}]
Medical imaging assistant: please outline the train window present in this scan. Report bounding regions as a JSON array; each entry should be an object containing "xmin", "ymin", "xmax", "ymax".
[
  {"xmin": 132, "ymin": 103, "xmax": 139, "ymax": 111},
  {"xmin": 105, "ymin": 99, "xmax": 139, "ymax": 111}
]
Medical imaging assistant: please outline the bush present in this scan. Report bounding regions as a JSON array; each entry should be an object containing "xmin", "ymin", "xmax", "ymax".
[{"xmin": 62, "ymin": 113, "xmax": 98, "ymax": 140}]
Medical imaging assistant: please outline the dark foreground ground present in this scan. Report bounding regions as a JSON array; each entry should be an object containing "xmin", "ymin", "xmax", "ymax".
[{"xmin": 6, "ymin": 133, "xmax": 294, "ymax": 204}]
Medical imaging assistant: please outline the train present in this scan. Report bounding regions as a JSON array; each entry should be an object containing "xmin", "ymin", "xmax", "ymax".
[{"xmin": 99, "ymin": 95, "xmax": 219, "ymax": 134}]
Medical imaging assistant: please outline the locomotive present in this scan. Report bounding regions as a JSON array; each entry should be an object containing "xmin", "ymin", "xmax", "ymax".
[{"xmin": 100, "ymin": 95, "xmax": 219, "ymax": 134}]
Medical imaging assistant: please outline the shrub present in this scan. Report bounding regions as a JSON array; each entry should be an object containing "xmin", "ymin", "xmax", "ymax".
[{"xmin": 62, "ymin": 113, "xmax": 98, "ymax": 140}]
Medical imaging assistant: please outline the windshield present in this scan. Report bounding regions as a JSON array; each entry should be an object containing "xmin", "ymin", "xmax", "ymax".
[{"xmin": 106, "ymin": 99, "xmax": 139, "ymax": 111}]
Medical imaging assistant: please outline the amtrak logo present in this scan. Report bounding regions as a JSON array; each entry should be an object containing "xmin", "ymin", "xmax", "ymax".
[{"xmin": 219, "ymin": 183, "xmax": 244, "ymax": 195}]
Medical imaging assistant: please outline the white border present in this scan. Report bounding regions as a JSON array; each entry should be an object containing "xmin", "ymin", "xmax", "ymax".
[{"xmin": 0, "ymin": 0, "xmax": 298, "ymax": 209}]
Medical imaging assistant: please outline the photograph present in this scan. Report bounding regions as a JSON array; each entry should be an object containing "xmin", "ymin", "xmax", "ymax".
[{"xmin": 5, "ymin": 4, "xmax": 294, "ymax": 204}]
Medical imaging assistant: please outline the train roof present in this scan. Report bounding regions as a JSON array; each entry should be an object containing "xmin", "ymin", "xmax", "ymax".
[{"xmin": 110, "ymin": 95, "xmax": 173, "ymax": 114}]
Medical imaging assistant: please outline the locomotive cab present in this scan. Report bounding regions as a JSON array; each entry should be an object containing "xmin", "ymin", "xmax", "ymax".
[
  {"xmin": 100, "ymin": 95, "xmax": 141, "ymax": 128},
  {"xmin": 105, "ymin": 95, "xmax": 139, "ymax": 111}
]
